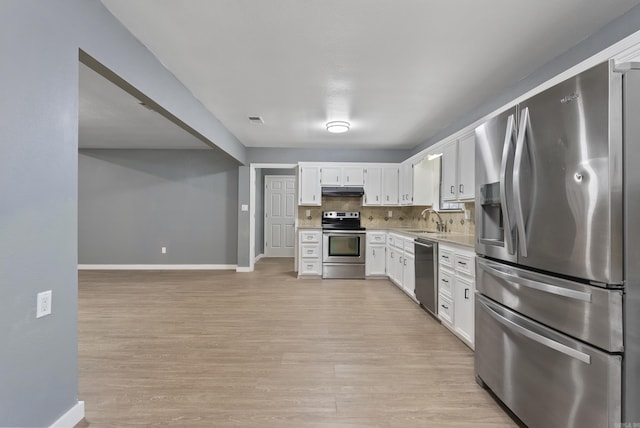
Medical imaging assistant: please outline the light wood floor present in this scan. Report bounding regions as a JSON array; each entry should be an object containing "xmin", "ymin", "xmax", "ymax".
[{"xmin": 77, "ymin": 258, "xmax": 516, "ymax": 428}]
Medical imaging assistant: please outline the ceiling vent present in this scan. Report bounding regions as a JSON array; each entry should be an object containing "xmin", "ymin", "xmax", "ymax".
[{"xmin": 248, "ymin": 116, "xmax": 264, "ymax": 124}]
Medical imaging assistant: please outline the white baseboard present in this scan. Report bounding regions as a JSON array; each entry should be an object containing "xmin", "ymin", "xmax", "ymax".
[
  {"xmin": 254, "ymin": 253, "xmax": 265, "ymax": 263},
  {"xmin": 50, "ymin": 401, "xmax": 84, "ymax": 428},
  {"xmin": 236, "ymin": 266, "xmax": 254, "ymax": 273},
  {"xmin": 78, "ymin": 264, "xmax": 236, "ymax": 270}
]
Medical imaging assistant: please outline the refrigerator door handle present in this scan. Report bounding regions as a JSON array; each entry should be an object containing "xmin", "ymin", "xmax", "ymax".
[
  {"xmin": 478, "ymin": 260, "xmax": 592, "ymax": 302},
  {"xmin": 499, "ymin": 114, "xmax": 516, "ymax": 255},
  {"xmin": 480, "ymin": 298, "xmax": 591, "ymax": 364},
  {"xmin": 513, "ymin": 107, "xmax": 529, "ymax": 257}
]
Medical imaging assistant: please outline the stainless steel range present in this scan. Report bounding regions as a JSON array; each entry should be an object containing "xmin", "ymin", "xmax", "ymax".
[{"xmin": 322, "ymin": 211, "xmax": 366, "ymax": 279}]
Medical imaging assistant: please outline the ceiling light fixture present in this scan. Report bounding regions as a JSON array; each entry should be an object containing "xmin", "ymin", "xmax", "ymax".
[{"xmin": 326, "ymin": 121, "xmax": 350, "ymax": 134}]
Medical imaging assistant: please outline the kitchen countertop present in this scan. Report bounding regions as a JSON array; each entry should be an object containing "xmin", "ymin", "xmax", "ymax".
[{"xmin": 385, "ymin": 228, "xmax": 475, "ymax": 249}]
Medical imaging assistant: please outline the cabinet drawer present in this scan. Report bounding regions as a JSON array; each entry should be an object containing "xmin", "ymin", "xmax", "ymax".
[
  {"xmin": 387, "ymin": 234, "xmax": 395, "ymax": 247},
  {"xmin": 455, "ymin": 253, "xmax": 475, "ymax": 277},
  {"xmin": 439, "ymin": 270, "xmax": 454, "ymax": 298},
  {"xmin": 300, "ymin": 231, "xmax": 321, "ymax": 243},
  {"xmin": 300, "ymin": 244, "xmax": 320, "ymax": 258},
  {"xmin": 439, "ymin": 248, "xmax": 454, "ymax": 268},
  {"xmin": 439, "ymin": 294, "xmax": 454, "ymax": 324},
  {"xmin": 299, "ymin": 259, "xmax": 321, "ymax": 275},
  {"xmin": 367, "ymin": 232, "xmax": 387, "ymax": 245},
  {"xmin": 403, "ymin": 238, "xmax": 415, "ymax": 254}
]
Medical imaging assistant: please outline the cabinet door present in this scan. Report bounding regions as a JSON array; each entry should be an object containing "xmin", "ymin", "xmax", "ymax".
[
  {"xmin": 366, "ymin": 244, "xmax": 386, "ymax": 276},
  {"xmin": 403, "ymin": 251, "xmax": 415, "ymax": 296},
  {"xmin": 457, "ymin": 133, "xmax": 475, "ymax": 200},
  {"xmin": 363, "ymin": 167, "xmax": 382, "ymax": 205},
  {"xmin": 320, "ymin": 166, "xmax": 341, "ymax": 186},
  {"xmin": 343, "ymin": 167, "xmax": 364, "ymax": 186},
  {"xmin": 441, "ymin": 141, "xmax": 458, "ymax": 201},
  {"xmin": 387, "ymin": 246, "xmax": 396, "ymax": 282},
  {"xmin": 399, "ymin": 161, "xmax": 413, "ymax": 205},
  {"xmin": 299, "ymin": 167, "xmax": 321, "ymax": 206},
  {"xmin": 382, "ymin": 167, "xmax": 399, "ymax": 205},
  {"xmin": 395, "ymin": 250, "xmax": 404, "ymax": 286},
  {"xmin": 454, "ymin": 275, "xmax": 475, "ymax": 345}
]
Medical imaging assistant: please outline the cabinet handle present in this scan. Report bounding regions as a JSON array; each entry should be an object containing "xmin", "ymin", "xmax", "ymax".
[
  {"xmin": 373, "ymin": 249, "xmax": 376, "ymax": 256},
  {"xmin": 458, "ymin": 261, "xmax": 467, "ymax": 266},
  {"xmin": 442, "ymin": 304, "xmax": 449, "ymax": 310},
  {"xmin": 386, "ymin": 195, "xmax": 389, "ymax": 201},
  {"xmin": 390, "ymin": 253, "xmax": 394, "ymax": 259},
  {"xmin": 464, "ymin": 288, "xmax": 470, "ymax": 299},
  {"xmin": 336, "ymin": 175, "xmax": 339, "ymax": 182},
  {"xmin": 376, "ymin": 195, "xmax": 379, "ymax": 201},
  {"xmin": 442, "ymin": 255, "xmax": 449, "ymax": 261},
  {"xmin": 442, "ymin": 279, "xmax": 449, "ymax": 283},
  {"xmin": 313, "ymin": 195, "xmax": 316, "ymax": 201},
  {"xmin": 404, "ymin": 259, "xmax": 407, "ymax": 266},
  {"xmin": 451, "ymin": 185, "xmax": 455, "ymax": 194},
  {"xmin": 459, "ymin": 184, "xmax": 464, "ymax": 193},
  {"xmin": 347, "ymin": 176, "xmax": 349, "ymax": 182}
]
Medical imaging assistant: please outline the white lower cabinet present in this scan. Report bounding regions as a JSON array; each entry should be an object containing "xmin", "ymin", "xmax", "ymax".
[
  {"xmin": 297, "ymin": 229, "xmax": 322, "ymax": 277},
  {"xmin": 366, "ymin": 231, "xmax": 387, "ymax": 277},
  {"xmin": 438, "ymin": 243, "xmax": 475, "ymax": 348},
  {"xmin": 387, "ymin": 233, "xmax": 416, "ymax": 299}
]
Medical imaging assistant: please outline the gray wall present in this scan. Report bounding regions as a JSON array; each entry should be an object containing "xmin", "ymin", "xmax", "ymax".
[
  {"xmin": 1, "ymin": 1, "xmax": 242, "ymax": 426},
  {"xmin": 237, "ymin": 167, "xmax": 251, "ymax": 267},
  {"xmin": 79, "ymin": 150, "xmax": 238, "ymax": 264},
  {"xmin": 413, "ymin": 4, "xmax": 640, "ymax": 154},
  {"xmin": 255, "ymin": 169, "xmax": 264, "ymax": 257},
  {"xmin": 247, "ymin": 147, "xmax": 410, "ymax": 164}
]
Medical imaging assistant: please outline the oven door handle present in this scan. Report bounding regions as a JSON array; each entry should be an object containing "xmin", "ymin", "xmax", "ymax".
[{"xmin": 323, "ymin": 231, "xmax": 366, "ymax": 236}]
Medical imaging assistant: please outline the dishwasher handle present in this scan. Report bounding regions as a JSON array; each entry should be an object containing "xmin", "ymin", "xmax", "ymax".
[{"xmin": 414, "ymin": 240, "xmax": 436, "ymax": 249}]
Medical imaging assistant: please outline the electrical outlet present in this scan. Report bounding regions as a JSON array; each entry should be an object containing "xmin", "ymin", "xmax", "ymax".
[
  {"xmin": 464, "ymin": 209, "xmax": 471, "ymax": 220},
  {"xmin": 388, "ymin": 210, "xmax": 393, "ymax": 218},
  {"xmin": 36, "ymin": 290, "xmax": 52, "ymax": 318},
  {"xmin": 161, "ymin": 247, "xmax": 167, "ymax": 254},
  {"xmin": 305, "ymin": 209, "xmax": 311, "ymax": 217}
]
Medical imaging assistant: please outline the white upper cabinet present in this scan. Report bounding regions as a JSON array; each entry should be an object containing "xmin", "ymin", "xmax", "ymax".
[
  {"xmin": 457, "ymin": 133, "xmax": 475, "ymax": 200},
  {"xmin": 320, "ymin": 166, "xmax": 342, "ymax": 186},
  {"xmin": 413, "ymin": 156, "xmax": 441, "ymax": 206},
  {"xmin": 441, "ymin": 132, "xmax": 475, "ymax": 202},
  {"xmin": 363, "ymin": 167, "xmax": 382, "ymax": 205},
  {"xmin": 320, "ymin": 165, "xmax": 364, "ymax": 187},
  {"xmin": 399, "ymin": 160, "xmax": 414, "ymax": 205},
  {"xmin": 441, "ymin": 141, "xmax": 458, "ymax": 202},
  {"xmin": 298, "ymin": 165, "xmax": 321, "ymax": 206},
  {"xmin": 382, "ymin": 166, "xmax": 399, "ymax": 205},
  {"xmin": 342, "ymin": 167, "xmax": 364, "ymax": 186}
]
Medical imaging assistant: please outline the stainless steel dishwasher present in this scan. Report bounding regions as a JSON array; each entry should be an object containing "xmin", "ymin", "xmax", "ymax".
[{"xmin": 414, "ymin": 237, "xmax": 438, "ymax": 316}]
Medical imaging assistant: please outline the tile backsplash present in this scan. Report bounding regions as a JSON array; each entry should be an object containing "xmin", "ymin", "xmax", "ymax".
[{"xmin": 298, "ymin": 196, "xmax": 475, "ymax": 235}]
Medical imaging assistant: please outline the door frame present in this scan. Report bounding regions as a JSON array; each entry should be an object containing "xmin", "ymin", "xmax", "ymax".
[{"xmin": 249, "ymin": 163, "xmax": 297, "ymax": 271}]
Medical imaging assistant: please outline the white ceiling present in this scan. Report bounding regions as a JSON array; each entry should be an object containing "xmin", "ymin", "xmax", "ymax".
[
  {"xmin": 78, "ymin": 62, "xmax": 210, "ymax": 149},
  {"xmin": 100, "ymin": 0, "xmax": 640, "ymax": 150}
]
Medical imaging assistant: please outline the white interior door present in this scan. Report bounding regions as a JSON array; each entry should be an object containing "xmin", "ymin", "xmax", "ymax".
[{"xmin": 264, "ymin": 176, "xmax": 296, "ymax": 257}]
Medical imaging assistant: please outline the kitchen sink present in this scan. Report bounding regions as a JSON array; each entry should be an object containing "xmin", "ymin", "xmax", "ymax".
[{"xmin": 405, "ymin": 229, "xmax": 439, "ymax": 234}]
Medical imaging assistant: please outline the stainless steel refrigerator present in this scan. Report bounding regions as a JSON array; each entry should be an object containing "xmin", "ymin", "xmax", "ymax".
[{"xmin": 474, "ymin": 60, "xmax": 640, "ymax": 427}]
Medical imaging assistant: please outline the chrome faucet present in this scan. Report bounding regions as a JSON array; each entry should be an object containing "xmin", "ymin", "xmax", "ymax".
[{"xmin": 422, "ymin": 208, "xmax": 446, "ymax": 232}]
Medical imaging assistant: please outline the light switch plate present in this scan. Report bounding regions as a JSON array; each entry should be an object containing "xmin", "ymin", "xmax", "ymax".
[{"xmin": 241, "ymin": 204, "xmax": 249, "ymax": 212}]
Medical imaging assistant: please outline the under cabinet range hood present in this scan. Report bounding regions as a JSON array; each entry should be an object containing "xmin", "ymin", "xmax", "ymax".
[{"xmin": 321, "ymin": 186, "xmax": 365, "ymax": 197}]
